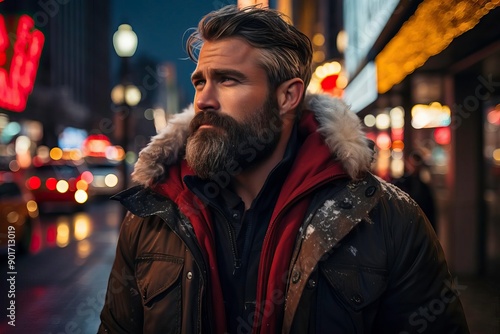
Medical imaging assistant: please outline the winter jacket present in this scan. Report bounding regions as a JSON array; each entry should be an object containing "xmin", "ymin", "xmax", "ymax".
[{"xmin": 98, "ymin": 94, "xmax": 469, "ymax": 333}]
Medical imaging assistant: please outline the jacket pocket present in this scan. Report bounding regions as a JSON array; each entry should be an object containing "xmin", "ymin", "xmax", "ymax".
[
  {"xmin": 320, "ymin": 262, "xmax": 387, "ymax": 312},
  {"xmin": 135, "ymin": 253, "xmax": 184, "ymax": 305}
]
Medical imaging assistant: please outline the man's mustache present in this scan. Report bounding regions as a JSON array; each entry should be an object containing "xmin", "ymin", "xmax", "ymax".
[{"xmin": 188, "ymin": 110, "xmax": 238, "ymax": 134}]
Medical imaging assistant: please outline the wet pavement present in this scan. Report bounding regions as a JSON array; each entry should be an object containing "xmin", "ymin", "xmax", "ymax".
[
  {"xmin": 0, "ymin": 200, "xmax": 498, "ymax": 333},
  {"xmin": 0, "ymin": 200, "xmax": 121, "ymax": 334}
]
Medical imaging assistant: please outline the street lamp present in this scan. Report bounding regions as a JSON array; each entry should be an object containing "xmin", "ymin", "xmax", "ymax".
[{"xmin": 112, "ymin": 24, "xmax": 138, "ymax": 191}]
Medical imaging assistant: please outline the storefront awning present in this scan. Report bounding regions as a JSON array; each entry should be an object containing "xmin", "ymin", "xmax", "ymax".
[{"xmin": 376, "ymin": 0, "xmax": 500, "ymax": 94}]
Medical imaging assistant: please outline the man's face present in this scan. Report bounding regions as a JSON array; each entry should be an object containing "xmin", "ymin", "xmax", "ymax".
[{"xmin": 186, "ymin": 38, "xmax": 283, "ymax": 180}]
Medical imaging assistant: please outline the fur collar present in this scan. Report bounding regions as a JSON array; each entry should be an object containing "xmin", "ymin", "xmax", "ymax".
[{"xmin": 131, "ymin": 94, "xmax": 372, "ymax": 186}]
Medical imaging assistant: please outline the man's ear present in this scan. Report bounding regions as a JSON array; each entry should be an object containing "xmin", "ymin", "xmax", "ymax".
[{"xmin": 276, "ymin": 78, "xmax": 304, "ymax": 116}]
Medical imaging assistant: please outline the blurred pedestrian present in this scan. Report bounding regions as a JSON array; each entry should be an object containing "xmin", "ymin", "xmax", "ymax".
[
  {"xmin": 98, "ymin": 5, "xmax": 468, "ymax": 333},
  {"xmin": 394, "ymin": 152, "xmax": 437, "ymax": 231}
]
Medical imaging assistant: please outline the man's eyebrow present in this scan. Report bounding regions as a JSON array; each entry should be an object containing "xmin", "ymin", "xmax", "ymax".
[
  {"xmin": 191, "ymin": 68, "xmax": 248, "ymax": 82},
  {"xmin": 191, "ymin": 71, "xmax": 203, "ymax": 82},
  {"xmin": 212, "ymin": 69, "xmax": 247, "ymax": 80}
]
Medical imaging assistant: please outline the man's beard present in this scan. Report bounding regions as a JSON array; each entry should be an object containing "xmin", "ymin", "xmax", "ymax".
[{"xmin": 185, "ymin": 95, "xmax": 283, "ymax": 180}]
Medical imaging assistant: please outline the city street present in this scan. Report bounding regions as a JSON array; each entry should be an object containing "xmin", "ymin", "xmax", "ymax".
[
  {"xmin": 0, "ymin": 0, "xmax": 499, "ymax": 333},
  {"xmin": 0, "ymin": 199, "xmax": 498, "ymax": 334},
  {"xmin": 0, "ymin": 199, "xmax": 122, "ymax": 334}
]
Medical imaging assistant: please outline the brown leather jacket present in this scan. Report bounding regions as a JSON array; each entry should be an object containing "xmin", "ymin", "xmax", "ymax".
[
  {"xmin": 98, "ymin": 173, "xmax": 469, "ymax": 333},
  {"xmin": 98, "ymin": 94, "xmax": 468, "ymax": 333}
]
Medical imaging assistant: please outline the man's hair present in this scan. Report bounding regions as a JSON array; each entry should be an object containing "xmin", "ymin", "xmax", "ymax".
[{"xmin": 187, "ymin": 5, "xmax": 313, "ymax": 92}]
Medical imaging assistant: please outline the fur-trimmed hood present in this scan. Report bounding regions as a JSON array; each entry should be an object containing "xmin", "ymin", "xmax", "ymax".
[{"xmin": 132, "ymin": 93, "xmax": 372, "ymax": 186}]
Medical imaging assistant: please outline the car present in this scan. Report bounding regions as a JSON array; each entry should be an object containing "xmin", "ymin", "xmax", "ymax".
[
  {"xmin": 0, "ymin": 172, "xmax": 39, "ymax": 254},
  {"xmin": 86, "ymin": 161, "xmax": 123, "ymax": 198},
  {"xmin": 25, "ymin": 160, "xmax": 90, "ymax": 212}
]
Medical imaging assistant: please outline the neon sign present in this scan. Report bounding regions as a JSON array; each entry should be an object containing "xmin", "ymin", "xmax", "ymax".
[{"xmin": 0, "ymin": 14, "xmax": 45, "ymax": 112}]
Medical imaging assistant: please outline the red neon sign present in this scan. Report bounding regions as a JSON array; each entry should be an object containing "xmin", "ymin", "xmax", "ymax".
[{"xmin": 0, "ymin": 14, "xmax": 45, "ymax": 112}]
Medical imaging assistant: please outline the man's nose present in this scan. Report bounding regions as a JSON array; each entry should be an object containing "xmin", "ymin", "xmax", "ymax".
[{"xmin": 195, "ymin": 83, "xmax": 220, "ymax": 112}]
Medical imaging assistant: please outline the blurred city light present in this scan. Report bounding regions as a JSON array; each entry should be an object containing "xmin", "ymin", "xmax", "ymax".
[
  {"xmin": 434, "ymin": 127, "xmax": 451, "ymax": 145},
  {"xmin": 336, "ymin": 30, "xmax": 347, "ymax": 54},
  {"xmin": 375, "ymin": 114, "xmax": 391, "ymax": 130},
  {"xmin": 364, "ymin": 114, "xmax": 376, "ymax": 127},
  {"xmin": 112, "ymin": 24, "xmax": 138, "ymax": 58},
  {"xmin": 309, "ymin": 60, "xmax": 346, "ymax": 97},
  {"xmin": 56, "ymin": 221, "xmax": 70, "ymax": 248},
  {"xmin": 74, "ymin": 215, "xmax": 91, "ymax": 240},
  {"xmin": 492, "ymin": 147, "xmax": 500, "ymax": 162},
  {"xmin": 376, "ymin": 1, "xmax": 500, "ymax": 93},
  {"xmin": 312, "ymin": 33, "xmax": 325, "ymax": 46},
  {"xmin": 124, "ymin": 85, "xmax": 141, "ymax": 106},
  {"xmin": 487, "ymin": 105, "xmax": 500, "ymax": 125},
  {"xmin": 0, "ymin": 14, "xmax": 45, "ymax": 112},
  {"xmin": 50, "ymin": 147, "xmax": 64, "ymax": 160},
  {"xmin": 111, "ymin": 83, "xmax": 143, "ymax": 106},
  {"xmin": 75, "ymin": 189, "xmax": 88, "ymax": 204},
  {"xmin": 56, "ymin": 180, "xmax": 69, "ymax": 193},
  {"xmin": 77, "ymin": 239, "xmax": 92, "ymax": 259},
  {"xmin": 104, "ymin": 174, "xmax": 119, "ymax": 188},
  {"xmin": 411, "ymin": 102, "xmax": 451, "ymax": 129},
  {"xmin": 113, "ymin": 23, "xmax": 139, "ymax": 191}
]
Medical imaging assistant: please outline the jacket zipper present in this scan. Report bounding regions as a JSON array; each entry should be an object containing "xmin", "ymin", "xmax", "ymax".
[{"xmin": 212, "ymin": 206, "xmax": 241, "ymax": 275}]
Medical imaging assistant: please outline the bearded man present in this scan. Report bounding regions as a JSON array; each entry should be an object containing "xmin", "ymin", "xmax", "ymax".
[{"xmin": 99, "ymin": 5, "xmax": 469, "ymax": 334}]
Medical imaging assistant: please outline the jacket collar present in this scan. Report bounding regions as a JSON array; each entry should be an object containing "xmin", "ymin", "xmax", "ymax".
[{"xmin": 131, "ymin": 93, "xmax": 373, "ymax": 187}]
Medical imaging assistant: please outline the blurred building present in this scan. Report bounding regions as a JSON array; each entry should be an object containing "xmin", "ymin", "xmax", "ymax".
[
  {"xmin": 345, "ymin": 0, "xmax": 500, "ymax": 277},
  {"xmin": 0, "ymin": 0, "xmax": 111, "ymax": 152}
]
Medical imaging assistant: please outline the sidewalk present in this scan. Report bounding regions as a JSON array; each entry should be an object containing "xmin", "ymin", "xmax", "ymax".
[{"xmin": 459, "ymin": 274, "xmax": 500, "ymax": 334}]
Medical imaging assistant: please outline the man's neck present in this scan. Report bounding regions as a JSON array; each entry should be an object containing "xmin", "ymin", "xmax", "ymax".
[{"xmin": 231, "ymin": 117, "xmax": 295, "ymax": 210}]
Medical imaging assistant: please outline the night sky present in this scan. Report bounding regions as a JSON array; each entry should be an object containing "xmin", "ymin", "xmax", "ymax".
[{"xmin": 110, "ymin": 0, "xmax": 237, "ymax": 107}]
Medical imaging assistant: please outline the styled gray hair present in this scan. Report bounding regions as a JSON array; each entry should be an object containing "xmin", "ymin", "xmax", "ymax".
[{"xmin": 187, "ymin": 5, "xmax": 313, "ymax": 93}]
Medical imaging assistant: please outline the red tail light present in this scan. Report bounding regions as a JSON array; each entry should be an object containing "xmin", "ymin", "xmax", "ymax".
[
  {"xmin": 27, "ymin": 176, "xmax": 41, "ymax": 190},
  {"xmin": 46, "ymin": 177, "xmax": 57, "ymax": 190}
]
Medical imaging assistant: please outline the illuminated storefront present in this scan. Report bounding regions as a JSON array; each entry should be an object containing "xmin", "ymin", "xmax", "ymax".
[
  {"xmin": 0, "ymin": 14, "xmax": 44, "ymax": 112},
  {"xmin": 0, "ymin": 13, "xmax": 44, "ymax": 171},
  {"xmin": 343, "ymin": 0, "xmax": 500, "ymax": 275}
]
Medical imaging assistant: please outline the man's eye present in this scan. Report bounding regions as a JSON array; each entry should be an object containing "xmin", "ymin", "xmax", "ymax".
[
  {"xmin": 193, "ymin": 80, "xmax": 205, "ymax": 87},
  {"xmin": 221, "ymin": 77, "xmax": 237, "ymax": 84}
]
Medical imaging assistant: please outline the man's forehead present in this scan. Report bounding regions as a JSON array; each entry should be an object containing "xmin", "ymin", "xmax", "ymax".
[{"xmin": 196, "ymin": 38, "xmax": 260, "ymax": 66}]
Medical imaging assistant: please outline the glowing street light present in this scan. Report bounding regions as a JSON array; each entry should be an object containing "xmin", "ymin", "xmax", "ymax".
[
  {"xmin": 112, "ymin": 24, "xmax": 138, "ymax": 191},
  {"xmin": 113, "ymin": 24, "xmax": 138, "ymax": 58}
]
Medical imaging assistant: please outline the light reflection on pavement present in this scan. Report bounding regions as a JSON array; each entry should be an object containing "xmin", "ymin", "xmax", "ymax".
[{"xmin": 0, "ymin": 200, "xmax": 121, "ymax": 334}]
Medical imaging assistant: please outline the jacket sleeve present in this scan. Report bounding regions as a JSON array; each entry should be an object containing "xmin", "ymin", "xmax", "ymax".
[
  {"xmin": 98, "ymin": 212, "xmax": 144, "ymax": 333},
  {"xmin": 374, "ymin": 196, "xmax": 470, "ymax": 333}
]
